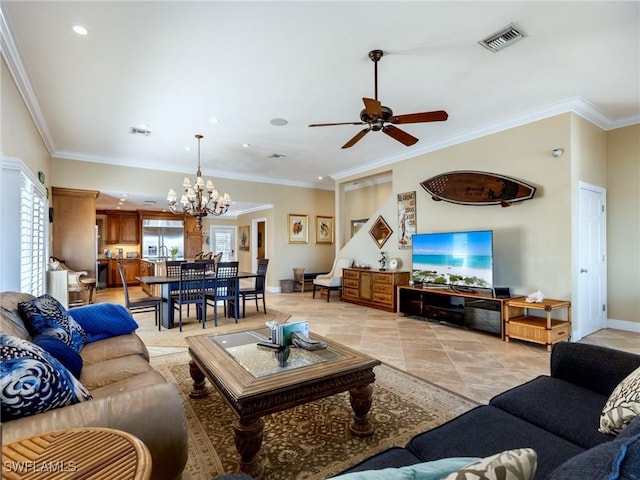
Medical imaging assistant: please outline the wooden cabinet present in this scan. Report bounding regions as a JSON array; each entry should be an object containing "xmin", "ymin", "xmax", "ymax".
[
  {"xmin": 108, "ymin": 259, "xmax": 140, "ymax": 287},
  {"xmin": 505, "ymin": 297, "xmax": 571, "ymax": 351},
  {"xmin": 105, "ymin": 212, "xmax": 139, "ymax": 244},
  {"xmin": 184, "ymin": 215, "xmax": 202, "ymax": 259},
  {"xmin": 397, "ymin": 286, "xmax": 509, "ymax": 337},
  {"xmin": 342, "ymin": 268, "xmax": 410, "ymax": 312}
]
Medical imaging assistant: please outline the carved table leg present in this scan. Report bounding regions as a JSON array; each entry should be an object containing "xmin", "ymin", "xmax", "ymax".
[
  {"xmin": 349, "ymin": 383, "xmax": 375, "ymax": 437},
  {"xmin": 188, "ymin": 360, "xmax": 209, "ymax": 398},
  {"xmin": 234, "ymin": 417, "xmax": 264, "ymax": 477}
]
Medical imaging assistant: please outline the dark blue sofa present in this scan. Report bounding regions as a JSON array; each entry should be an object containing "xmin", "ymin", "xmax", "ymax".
[{"xmin": 336, "ymin": 342, "xmax": 640, "ymax": 479}]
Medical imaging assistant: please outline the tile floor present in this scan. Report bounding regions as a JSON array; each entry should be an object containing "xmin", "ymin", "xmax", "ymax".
[{"xmin": 93, "ymin": 286, "xmax": 640, "ymax": 404}]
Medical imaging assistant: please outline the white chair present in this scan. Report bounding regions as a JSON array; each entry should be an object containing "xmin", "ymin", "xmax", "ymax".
[{"xmin": 312, "ymin": 258, "xmax": 353, "ymax": 302}]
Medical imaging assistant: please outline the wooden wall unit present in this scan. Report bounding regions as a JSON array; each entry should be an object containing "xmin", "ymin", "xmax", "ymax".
[
  {"xmin": 184, "ymin": 216, "xmax": 202, "ymax": 259},
  {"xmin": 108, "ymin": 259, "xmax": 140, "ymax": 287},
  {"xmin": 52, "ymin": 187, "xmax": 99, "ymax": 275},
  {"xmin": 342, "ymin": 268, "xmax": 410, "ymax": 312}
]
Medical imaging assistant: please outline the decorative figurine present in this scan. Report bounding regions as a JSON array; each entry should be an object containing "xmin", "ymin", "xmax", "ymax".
[{"xmin": 379, "ymin": 251, "xmax": 388, "ymax": 271}]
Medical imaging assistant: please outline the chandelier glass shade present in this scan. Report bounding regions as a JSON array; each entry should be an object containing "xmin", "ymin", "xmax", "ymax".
[{"xmin": 167, "ymin": 134, "xmax": 231, "ymax": 231}]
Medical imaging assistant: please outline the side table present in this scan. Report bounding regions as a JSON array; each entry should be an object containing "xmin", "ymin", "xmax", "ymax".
[
  {"xmin": 1, "ymin": 427, "xmax": 151, "ymax": 480},
  {"xmin": 504, "ymin": 297, "xmax": 572, "ymax": 351}
]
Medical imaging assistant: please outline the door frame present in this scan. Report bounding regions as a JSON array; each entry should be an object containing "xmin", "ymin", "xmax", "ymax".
[{"xmin": 251, "ymin": 217, "xmax": 267, "ymax": 273}]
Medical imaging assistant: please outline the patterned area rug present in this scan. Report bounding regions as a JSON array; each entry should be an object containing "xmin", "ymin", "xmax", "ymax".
[{"xmin": 155, "ymin": 352, "xmax": 478, "ymax": 480}]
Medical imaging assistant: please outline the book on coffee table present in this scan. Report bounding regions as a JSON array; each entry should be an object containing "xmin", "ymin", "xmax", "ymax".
[{"xmin": 276, "ymin": 321, "xmax": 309, "ymax": 346}]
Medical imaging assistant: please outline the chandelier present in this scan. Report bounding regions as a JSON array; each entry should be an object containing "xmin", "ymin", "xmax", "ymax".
[{"xmin": 167, "ymin": 134, "xmax": 231, "ymax": 231}]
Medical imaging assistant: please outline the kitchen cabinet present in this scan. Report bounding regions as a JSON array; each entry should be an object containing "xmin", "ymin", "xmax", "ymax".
[
  {"xmin": 342, "ymin": 268, "xmax": 410, "ymax": 312},
  {"xmin": 184, "ymin": 215, "xmax": 203, "ymax": 259},
  {"xmin": 106, "ymin": 212, "xmax": 140, "ymax": 244},
  {"xmin": 109, "ymin": 259, "xmax": 139, "ymax": 287}
]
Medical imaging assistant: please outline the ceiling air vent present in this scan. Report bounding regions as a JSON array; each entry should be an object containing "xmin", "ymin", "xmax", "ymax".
[
  {"xmin": 129, "ymin": 126, "xmax": 152, "ymax": 136},
  {"xmin": 268, "ymin": 153, "xmax": 287, "ymax": 159},
  {"xmin": 479, "ymin": 23, "xmax": 528, "ymax": 53}
]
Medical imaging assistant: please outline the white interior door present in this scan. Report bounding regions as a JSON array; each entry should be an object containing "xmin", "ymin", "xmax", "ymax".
[{"xmin": 577, "ymin": 182, "xmax": 607, "ymax": 339}]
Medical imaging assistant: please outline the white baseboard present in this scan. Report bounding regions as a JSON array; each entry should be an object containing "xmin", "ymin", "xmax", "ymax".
[{"xmin": 607, "ymin": 318, "xmax": 640, "ymax": 333}]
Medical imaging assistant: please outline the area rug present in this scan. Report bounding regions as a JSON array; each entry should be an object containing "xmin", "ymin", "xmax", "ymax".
[{"xmin": 155, "ymin": 352, "xmax": 478, "ymax": 480}]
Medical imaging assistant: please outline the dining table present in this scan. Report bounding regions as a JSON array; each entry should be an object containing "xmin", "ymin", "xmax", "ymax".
[{"xmin": 137, "ymin": 271, "xmax": 259, "ymax": 329}]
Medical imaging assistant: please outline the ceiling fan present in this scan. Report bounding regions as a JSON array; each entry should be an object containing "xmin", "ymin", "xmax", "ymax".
[{"xmin": 309, "ymin": 50, "xmax": 449, "ymax": 149}]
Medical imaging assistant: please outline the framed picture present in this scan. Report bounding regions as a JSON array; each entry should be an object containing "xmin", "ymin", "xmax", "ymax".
[
  {"xmin": 288, "ymin": 214, "xmax": 308, "ymax": 243},
  {"xmin": 397, "ymin": 191, "xmax": 416, "ymax": 249},
  {"xmin": 315, "ymin": 216, "xmax": 334, "ymax": 244},
  {"xmin": 350, "ymin": 218, "xmax": 368, "ymax": 238},
  {"xmin": 239, "ymin": 225, "xmax": 250, "ymax": 251}
]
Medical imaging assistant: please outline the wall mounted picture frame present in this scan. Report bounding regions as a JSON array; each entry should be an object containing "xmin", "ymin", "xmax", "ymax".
[
  {"xmin": 369, "ymin": 215, "xmax": 393, "ymax": 249},
  {"xmin": 288, "ymin": 214, "xmax": 308, "ymax": 243},
  {"xmin": 397, "ymin": 191, "xmax": 416, "ymax": 249},
  {"xmin": 315, "ymin": 216, "xmax": 334, "ymax": 244},
  {"xmin": 239, "ymin": 225, "xmax": 250, "ymax": 251},
  {"xmin": 350, "ymin": 218, "xmax": 368, "ymax": 238}
]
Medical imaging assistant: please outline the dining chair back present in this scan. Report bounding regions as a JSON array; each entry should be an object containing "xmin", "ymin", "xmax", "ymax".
[
  {"xmin": 118, "ymin": 262, "xmax": 163, "ymax": 330},
  {"xmin": 171, "ymin": 262, "xmax": 207, "ymax": 331},
  {"xmin": 240, "ymin": 258, "xmax": 269, "ymax": 317},
  {"xmin": 205, "ymin": 261, "xmax": 239, "ymax": 326},
  {"xmin": 195, "ymin": 258, "xmax": 216, "ymax": 275},
  {"xmin": 165, "ymin": 260, "xmax": 183, "ymax": 277}
]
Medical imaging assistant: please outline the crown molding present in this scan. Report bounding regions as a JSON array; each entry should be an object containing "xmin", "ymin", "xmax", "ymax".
[{"xmin": 0, "ymin": 6, "xmax": 56, "ymax": 155}]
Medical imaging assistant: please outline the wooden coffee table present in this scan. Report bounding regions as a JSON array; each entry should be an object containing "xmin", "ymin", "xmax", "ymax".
[{"xmin": 186, "ymin": 328, "xmax": 381, "ymax": 477}]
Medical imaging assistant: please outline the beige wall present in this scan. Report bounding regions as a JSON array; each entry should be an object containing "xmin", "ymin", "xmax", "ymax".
[
  {"xmin": 606, "ymin": 124, "xmax": 640, "ymax": 324},
  {"xmin": 1, "ymin": 59, "xmax": 51, "ymax": 179}
]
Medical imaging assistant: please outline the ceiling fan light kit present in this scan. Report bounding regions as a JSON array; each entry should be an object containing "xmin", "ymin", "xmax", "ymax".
[{"xmin": 309, "ymin": 49, "xmax": 448, "ymax": 149}]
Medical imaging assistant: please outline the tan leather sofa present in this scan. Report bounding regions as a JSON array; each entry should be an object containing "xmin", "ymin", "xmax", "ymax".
[{"xmin": 1, "ymin": 292, "xmax": 188, "ymax": 480}]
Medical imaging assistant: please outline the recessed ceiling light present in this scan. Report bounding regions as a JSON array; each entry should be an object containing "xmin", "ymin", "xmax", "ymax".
[
  {"xmin": 185, "ymin": 147, "xmax": 191, "ymax": 152},
  {"xmin": 270, "ymin": 118, "xmax": 288, "ymax": 126},
  {"xmin": 318, "ymin": 176, "xmax": 323, "ymax": 180},
  {"xmin": 71, "ymin": 25, "xmax": 88, "ymax": 36},
  {"xmin": 242, "ymin": 143, "xmax": 251, "ymax": 148},
  {"xmin": 121, "ymin": 193, "xmax": 128, "ymax": 197},
  {"xmin": 209, "ymin": 117, "xmax": 219, "ymax": 124}
]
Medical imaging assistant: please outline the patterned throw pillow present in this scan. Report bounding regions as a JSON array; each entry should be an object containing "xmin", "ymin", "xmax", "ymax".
[
  {"xmin": 599, "ymin": 366, "xmax": 640, "ymax": 435},
  {"xmin": 18, "ymin": 294, "xmax": 86, "ymax": 352},
  {"xmin": 0, "ymin": 334, "xmax": 92, "ymax": 421},
  {"xmin": 441, "ymin": 448, "xmax": 537, "ymax": 480}
]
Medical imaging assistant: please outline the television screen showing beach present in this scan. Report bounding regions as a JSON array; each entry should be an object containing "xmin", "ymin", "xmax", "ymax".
[{"xmin": 411, "ymin": 230, "xmax": 493, "ymax": 288}]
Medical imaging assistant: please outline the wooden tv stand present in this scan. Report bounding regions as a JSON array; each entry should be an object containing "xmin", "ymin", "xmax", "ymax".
[{"xmin": 397, "ymin": 285, "xmax": 514, "ymax": 338}]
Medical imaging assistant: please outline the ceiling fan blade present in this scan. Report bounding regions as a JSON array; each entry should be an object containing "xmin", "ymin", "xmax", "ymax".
[
  {"xmin": 383, "ymin": 125, "xmax": 419, "ymax": 146},
  {"xmin": 309, "ymin": 121, "xmax": 366, "ymax": 127},
  {"xmin": 363, "ymin": 98, "xmax": 382, "ymax": 117},
  {"xmin": 342, "ymin": 128, "xmax": 370, "ymax": 149},
  {"xmin": 390, "ymin": 110, "xmax": 449, "ymax": 124}
]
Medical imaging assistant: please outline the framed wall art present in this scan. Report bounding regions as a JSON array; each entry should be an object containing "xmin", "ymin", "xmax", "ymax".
[
  {"xmin": 397, "ymin": 191, "xmax": 416, "ymax": 249},
  {"xmin": 315, "ymin": 216, "xmax": 334, "ymax": 244},
  {"xmin": 288, "ymin": 214, "xmax": 308, "ymax": 243},
  {"xmin": 239, "ymin": 225, "xmax": 250, "ymax": 251}
]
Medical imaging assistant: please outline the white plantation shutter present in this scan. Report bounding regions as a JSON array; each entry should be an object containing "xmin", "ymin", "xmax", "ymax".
[
  {"xmin": 20, "ymin": 172, "xmax": 47, "ymax": 295},
  {"xmin": 1, "ymin": 157, "xmax": 48, "ymax": 295}
]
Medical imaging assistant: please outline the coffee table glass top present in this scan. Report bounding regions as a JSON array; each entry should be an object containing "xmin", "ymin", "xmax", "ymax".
[{"xmin": 211, "ymin": 327, "xmax": 344, "ymax": 378}]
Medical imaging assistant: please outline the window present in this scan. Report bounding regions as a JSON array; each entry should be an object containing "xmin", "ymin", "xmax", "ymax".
[
  {"xmin": 1, "ymin": 157, "xmax": 48, "ymax": 295},
  {"xmin": 209, "ymin": 225, "xmax": 236, "ymax": 261}
]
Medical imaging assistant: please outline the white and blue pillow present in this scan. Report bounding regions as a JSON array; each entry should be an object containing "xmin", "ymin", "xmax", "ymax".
[
  {"xmin": 0, "ymin": 334, "xmax": 92, "ymax": 421},
  {"xmin": 18, "ymin": 294, "xmax": 86, "ymax": 351}
]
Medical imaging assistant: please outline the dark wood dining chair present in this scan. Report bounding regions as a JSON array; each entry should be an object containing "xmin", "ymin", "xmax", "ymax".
[
  {"xmin": 118, "ymin": 262, "xmax": 163, "ymax": 330},
  {"xmin": 171, "ymin": 262, "xmax": 207, "ymax": 332},
  {"xmin": 205, "ymin": 261, "xmax": 239, "ymax": 326},
  {"xmin": 240, "ymin": 258, "xmax": 269, "ymax": 317}
]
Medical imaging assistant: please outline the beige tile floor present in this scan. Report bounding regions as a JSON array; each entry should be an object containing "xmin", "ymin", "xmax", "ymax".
[{"xmin": 93, "ymin": 286, "xmax": 640, "ymax": 404}]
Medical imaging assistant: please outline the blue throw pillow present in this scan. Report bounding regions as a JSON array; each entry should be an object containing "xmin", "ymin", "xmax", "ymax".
[
  {"xmin": 68, "ymin": 303, "xmax": 139, "ymax": 343},
  {"xmin": 18, "ymin": 294, "xmax": 86, "ymax": 352},
  {"xmin": 31, "ymin": 334, "xmax": 83, "ymax": 378},
  {"xmin": 0, "ymin": 334, "xmax": 92, "ymax": 421}
]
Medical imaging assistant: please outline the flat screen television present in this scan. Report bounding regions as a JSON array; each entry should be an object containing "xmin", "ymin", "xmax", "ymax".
[{"xmin": 411, "ymin": 230, "xmax": 493, "ymax": 289}]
